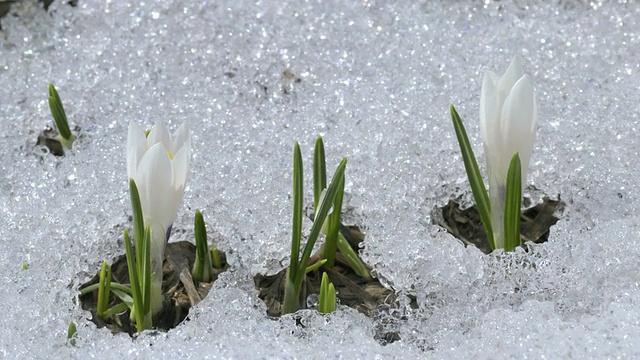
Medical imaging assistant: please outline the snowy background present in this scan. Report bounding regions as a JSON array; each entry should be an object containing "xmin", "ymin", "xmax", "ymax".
[{"xmin": 1, "ymin": 0, "xmax": 639, "ymax": 358}]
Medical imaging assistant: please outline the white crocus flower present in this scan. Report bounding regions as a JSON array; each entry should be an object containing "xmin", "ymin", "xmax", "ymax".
[
  {"xmin": 126, "ymin": 120, "xmax": 191, "ymax": 315},
  {"xmin": 479, "ymin": 57, "xmax": 537, "ymax": 249}
]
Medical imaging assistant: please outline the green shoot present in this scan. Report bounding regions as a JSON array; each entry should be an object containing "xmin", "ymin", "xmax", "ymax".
[
  {"xmin": 318, "ymin": 272, "xmax": 336, "ymax": 314},
  {"xmin": 48, "ymin": 84, "xmax": 76, "ymax": 150},
  {"xmin": 336, "ymin": 234, "xmax": 370, "ymax": 279},
  {"xmin": 78, "ymin": 281, "xmax": 131, "ymax": 296},
  {"xmin": 323, "ymin": 170, "xmax": 344, "ymax": 268},
  {"xmin": 450, "ymin": 105, "xmax": 495, "ymax": 250},
  {"xmin": 288, "ymin": 142, "xmax": 304, "ymax": 288},
  {"xmin": 313, "ymin": 137, "xmax": 327, "ymax": 210},
  {"xmin": 503, "ymin": 153, "xmax": 522, "ymax": 252},
  {"xmin": 67, "ymin": 321, "xmax": 77, "ymax": 346},
  {"xmin": 192, "ymin": 210, "xmax": 214, "ymax": 282},
  {"xmin": 282, "ymin": 140, "xmax": 347, "ymax": 315},
  {"xmin": 312, "ymin": 136, "xmax": 367, "ymax": 274},
  {"xmin": 96, "ymin": 260, "xmax": 112, "ymax": 320},
  {"xmin": 211, "ymin": 243, "xmax": 222, "ymax": 269},
  {"xmin": 305, "ymin": 259, "xmax": 327, "ymax": 274}
]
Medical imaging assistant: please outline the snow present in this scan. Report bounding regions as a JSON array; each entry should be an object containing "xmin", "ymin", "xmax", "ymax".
[{"xmin": 1, "ymin": 0, "xmax": 639, "ymax": 358}]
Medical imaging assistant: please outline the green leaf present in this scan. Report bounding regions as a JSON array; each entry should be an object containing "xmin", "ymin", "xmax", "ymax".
[
  {"xmin": 282, "ymin": 268, "xmax": 299, "ymax": 315},
  {"xmin": 288, "ymin": 142, "xmax": 304, "ymax": 284},
  {"xmin": 336, "ymin": 233, "xmax": 370, "ymax": 279},
  {"xmin": 123, "ymin": 228, "xmax": 145, "ymax": 332},
  {"xmin": 129, "ymin": 179, "xmax": 145, "ymax": 270},
  {"xmin": 193, "ymin": 210, "xmax": 213, "ymax": 282},
  {"xmin": 305, "ymin": 258, "xmax": 327, "ymax": 273},
  {"xmin": 48, "ymin": 84, "xmax": 75, "ymax": 145},
  {"xmin": 313, "ymin": 137, "xmax": 327, "ymax": 210},
  {"xmin": 104, "ymin": 302, "xmax": 130, "ymax": 317},
  {"xmin": 503, "ymin": 153, "xmax": 522, "ymax": 252},
  {"xmin": 141, "ymin": 225, "xmax": 151, "ymax": 316},
  {"xmin": 450, "ymin": 105, "xmax": 495, "ymax": 250},
  {"xmin": 318, "ymin": 272, "xmax": 336, "ymax": 314},
  {"xmin": 96, "ymin": 260, "xmax": 111, "ymax": 319},
  {"xmin": 111, "ymin": 288, "xmax": 134, "ymax": 310},
  {"xmin": 79, "ymin": 281, "xmax": 131, "ymax": 296},
  {"xmin": 211, "ymin": 243, "xmax": 222, "ymax": 269},
  {"xmin": 295, "ymin": 158, "xmax": 347, "ymax": 293},
  {"xmin": 323, "ymin": 171, "xmax": 344, "ymax": 268},
  {"xmin": 67, "ymin": 321, "xmax": 77, "ymax": 346}
]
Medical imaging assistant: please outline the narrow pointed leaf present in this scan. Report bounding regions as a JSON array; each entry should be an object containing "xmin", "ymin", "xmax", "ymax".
[
  {"xmin": 211, "ymin": 243, "xmax": 222, "ymax": 269},
  {"xmin": 193, "ymin": 210, "xmax": 213, "ymax": 282},
  {"xmin": 288, "ymin": 142, "xmax": 304, "ymax": 283},
  {"xmin": 503, "ymin": 153, "xmax": 522, "ymax": 252},
  {"xmin": 313, "ymin": 137, "xmax": 327, "ymax": 210},
  {"xmin": 67, "ymin": 321, "xmax": 77, "ymax": 341},
  {"xmin": 295, "ymin": 158, "xmax": 347, "ymax": 293},
  {"xmin": 123, "ymin": 228, "xmax": 145, "ymax": 332},
  {"xmin": 337, "ymin": 233, "xmax": 370, "ymax": 279},
  {"xmin": 48, "ymin": 84, "xmax": 73, "ymax": 141},
  {"xmin": 324, "ymin": 171, "xmax": 344, "ymax": 268},
  {"xmin": 142, "ymin": 225, "xmax": 151, "ymax": 315},
  {"xmin": 104, "ymin": 303, "xmax": 130, "ymax": 317},
  {"xmin": 111, "ymin": 288, "xmax": 134, "ymax": 310},
  {"xmin": 450, "ymin": 105, "xmax": 495, "ymax": 250},
  {"xmin": 97, "ymin": 260, "xmax": 108, "ymax": 318},
  {"xmin": 129, "ymin": 179, "xmax": 145, "ymax": 269},
  {"xmin": 318, "ymin": 272, "xmax": 336, "ymax": 314},
  {"xmin": 305, "ymin": 259, "xmax": 327, "ymax": 273}
]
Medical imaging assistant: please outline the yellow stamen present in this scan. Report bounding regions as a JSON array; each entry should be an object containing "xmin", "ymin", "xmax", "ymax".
[{"xmin": 167, "ymin": 151, "xmax": 173, "ymax": 160}]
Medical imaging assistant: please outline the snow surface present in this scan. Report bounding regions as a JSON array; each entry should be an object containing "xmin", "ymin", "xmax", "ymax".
[{"xmin": 1, "ymin": 0, "xmax": 639, "ymax": 358}]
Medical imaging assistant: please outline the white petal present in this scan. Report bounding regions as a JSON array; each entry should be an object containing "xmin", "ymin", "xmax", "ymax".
[
  {"xmin": 501, "ymin": 74, "xmax": 537, "ymax": 187},
  {"xmin": 479, "ymin": 71, "xmax": 499, "ymax": 148},
  {"xmin": 126, "ymin": 121, "xmax": 148, "ymax": 180},
  {"xmin": 171, "ymin": 122, "xmax": 190, "ymax": 154},
  {"xmin": 147, "ymin": 121, "xmax": 173, "ymax": 151},
  {"xmin": 171, "ymin": 139, "xmax": 191, "ymax": 192},
  {"xmin": 497, "ymin": 57, "xmax": 525, "ymax": 98},
  {"xmin": 135, "ymin": 143, "xmax": 177, "ymax": 231}
]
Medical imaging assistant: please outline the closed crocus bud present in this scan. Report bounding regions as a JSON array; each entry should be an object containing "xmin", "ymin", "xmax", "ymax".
[
  {"xmin": 126, "ymin": 120, "xmax": 191, "ymax": 314},
  {"xmin": 479, "ymin": 57, "xmax": 537, "ymax": 249}
]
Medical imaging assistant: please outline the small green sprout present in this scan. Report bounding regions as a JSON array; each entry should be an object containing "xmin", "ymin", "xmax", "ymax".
[
  {"xmin": 67, "ymin": 321, "xmax": 77, "ymax": 346},
  {"xmin": 96, "ymin": 260, "xmax": 112, "ymax": 320},
  {"xmin": 22, "ymin": 263, "xmax": 27, "ymax": 270},
  {"xmin": 210, "ymin": 243, "xmax": 222, "ymax": 269},
  {"xmin": 192, "ymin": 210, "xmax": 214, "ymax": 282},
  {"xmin": 318, "ymin": 272, "xmax": 336, "ymax": 314},
  {"xmin": 450, "ymin": 105, "xmax": 522, "ymax": 251},
  {"xmin": 47, "ymin": 84, "xmax": 76, "ymax": 150}
]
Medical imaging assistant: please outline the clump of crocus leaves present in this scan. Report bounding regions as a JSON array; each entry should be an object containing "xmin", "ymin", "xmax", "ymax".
[{"xmin": 282, "ymin": 137, "xmax": 369, "ymax": 315}]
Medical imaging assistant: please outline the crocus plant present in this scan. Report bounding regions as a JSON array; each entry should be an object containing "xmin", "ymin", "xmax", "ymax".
[
  {"xmin": 451, "ymin": 57, "xmax": 537, "ymax": 251},
  {"xmin": 126, "ymin": 120, "xmax": 191, "ymax": 314}
]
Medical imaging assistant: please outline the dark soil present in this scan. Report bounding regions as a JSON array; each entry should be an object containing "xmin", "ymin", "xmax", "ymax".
[
  {"xmin": 36, "ymin": 125, "xmax": 81, "ymax": 156},
  {"xmin": 434, "ymin": 195, "xmax": 565, "ymax": 254},
  {"xmin": 79, "ymin": 241, "xmax": 228, "ymax": 335},
  {"xmin": 254, "ymin": 224, "xmax": 415, "ymax": 344}
]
